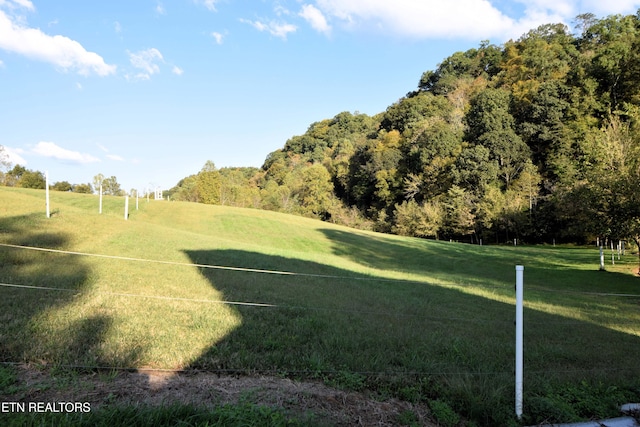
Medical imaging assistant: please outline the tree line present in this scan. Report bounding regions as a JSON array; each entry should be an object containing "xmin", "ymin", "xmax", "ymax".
[
  {"xmin": 169, "ymin": 12, "xmax": 640, "ymax": 247},
  {"xmin": 0, "ymin": 163, "xmax": 92, "ymax": 193},
  {"xmin": 5, "ymin": 12, "xmax": 640, "ymax": 247},
  {"xmin": 0, "ymin": 158, "xmax": 128, "ymax": 197}
]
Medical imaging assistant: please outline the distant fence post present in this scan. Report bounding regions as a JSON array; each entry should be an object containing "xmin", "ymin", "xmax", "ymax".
[
  {"xmin": 124, "ymin": 195, "xmax": 129, "ymax": 220},
  {"xmin": 45, "ymin": 171, "xmax": 50, "ymax": 218},
  {"xmin": 515, "ymin": 265, "xmax": 524, "ymax": 420},
  {"xmin": 600, "ymin": 247, "xmax": 605, "ymax": 271},
  {"xmin": 611, "ymin": 241, "xmax": 615, "ymax": 265}
]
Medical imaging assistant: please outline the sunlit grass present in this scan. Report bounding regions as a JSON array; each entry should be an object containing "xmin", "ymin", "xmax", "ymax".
[{"xmin": 2, "ymin": 186, "xmax": 640, "ymax": 425}]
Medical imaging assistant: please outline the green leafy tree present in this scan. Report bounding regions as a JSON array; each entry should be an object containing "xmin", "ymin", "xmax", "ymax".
[
  {"xmin": 401, "ymin": 118, "xmax": 463, "ymax": 200},
  {"xmin": 499, "ymin": 23, "xmax": 577, "ymax": 103},
  {"xmin": 74, "ymin": 183, "xmax": 93, "ymax": 194},
  {"xmin": 392, "ymin": 199, "xmax": 443, "ymax": 239},
  {"xmin": 327, "ymin": 138, "xmax": 356, "ymax": 202},
  {"xmin": 53, "ymin": 181, "xmax": 73, "ymax": 191},
  {"xmin": 348, "ymin": 131, "xmax": 403, "ymax": 215},
  {"xmin": 580, "ymin": 14, "xmax": 640, "ymax": 112},
  {"xmin": 419, "ymin": 42, "xmax": 502, "ymax": 95},
  {"xmin": 18, "ymin": 169, "xmax": 46, "ymax": 189},
  {"xmin": 218, "ymin": 167, "xmax": 261, "ymax": 208},
  {"xmin": 606, "ymin": 175, "xmax": 640, "ymax": 271},
  {"xmin": 451, "ymin": 144, "xmax": 499, "ymax": 197},
  {"xmin": 516, "ymin": 81, "xmax": 573, "ymax": 182},
  {"xmin": 102, "ymin": 176, "xmax": 122, "ymax": 196},
  {"xmin": 260, "ymin": 180, "xmax": 294, "ymax": 212},
  {"xmin": 380, "ymin": 92, "xmax": 452, "ymax": 135},
  {"xmin": 169, "ymin": 175, "xmax": 199, "ymax": 202},
  {"xmin": 293, "ymin": 164, "xmax": 334, "ymax": 218},
  {"xmin": 196, "ymin": 161, "xmax": 221, "ymax": 205},
  {"xmin": 443, "ymin": 185, "xmax": 476, "ymax": 239},
  {"xmin": 5, "ymin": 164, "xmax": 26, "ymax": 187},
  {"xmin": 465, "ymin": 88, "xmax": 531, "ymax": 188}
]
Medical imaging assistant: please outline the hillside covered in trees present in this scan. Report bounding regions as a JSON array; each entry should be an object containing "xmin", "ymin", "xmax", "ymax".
[{"xmin": 168, "ymin": 12, "xmax": 640, "ymax": 245}]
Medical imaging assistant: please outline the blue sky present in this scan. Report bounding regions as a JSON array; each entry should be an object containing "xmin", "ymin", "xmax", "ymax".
[{"xmin": 2, "ymin": 0, "xmax": 640, "ymax": 193}]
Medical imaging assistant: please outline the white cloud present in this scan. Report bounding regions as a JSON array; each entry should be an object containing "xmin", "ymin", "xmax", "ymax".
[
  {"xmin": 96, "ymin": 143, "xmax": 124, "ymax": 161},
  {"xmin": 311, "ymin": 0, "xmax": 640, "ymax": 41},
  {"xmin": 196, "ymin": 0, "xmax": 217, "ymax": 12},
  {"xmin": 156, "ymin": 2, "xmax": 166, "ymax": 15},
  {"xmin": 211, "ymin": 31, "xmax": 224, "ymax": 44},
  {"xmin": 128, "ymin": 47, "xmax": 163, "ymax": 79},
  {"xmin": 314, "ymin": 0, "xmax": 516, "ymax": 40},
  {"xmin": 32, "ymin": 142, "xmax": 100, "ymax": 164},
  {"xmin": 274, "ymin": 4, "xmax": 292, "ymax": 17},
  {"xmin": 0, "ymin": 10, "xmax": 116, "ymax": 76},
  {"xmin": 0, "ymin": 0, "xmax": 34, "ymax": 11},
  {"xmin": 114, "ymin": 21, "xmax": 122, "ymax": 34},
  {"xmin": 76, "ymin": 81, "xmax": 82, "ymax": 90},
  {"xmin": 300, "ymin": 4, "xmax": 331, "ymax": 34},
  {"xmin": 3, "ymin": 146, "xmax": 26, "ymax": 165},
  {"xmin": 126, "ymin": 48, "xmax": 181, "ymax": 79},
  {"xmin": 240, "ymin": 18, "xmax": 297, "ymax": 40}
]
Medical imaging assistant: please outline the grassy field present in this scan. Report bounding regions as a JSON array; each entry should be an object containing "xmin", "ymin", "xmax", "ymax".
[{"xmin": 1, "ymin": 186, "xmax": 639, "ymax": 425}]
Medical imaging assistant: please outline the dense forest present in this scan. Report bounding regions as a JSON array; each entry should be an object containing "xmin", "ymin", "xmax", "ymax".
[
  {"xmin": 4, "ymin": 12, "xmax": 640, "ymax": 246},
  {"xmin": 167, "ymin": 12, "xmax": 640, "ymax": 246}
]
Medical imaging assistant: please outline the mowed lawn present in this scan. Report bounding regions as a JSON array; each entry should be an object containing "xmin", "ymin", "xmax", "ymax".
[{"xmin": 1, "ymin": 186, "xmax": 639, "ymax": 424}]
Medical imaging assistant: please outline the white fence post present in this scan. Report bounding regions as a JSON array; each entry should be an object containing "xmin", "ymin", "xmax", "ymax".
[
  {"xmin": 515, "ymin": 265, "xmax": 524, "ymax": 420},
  {"xmin": 611, "ymin": 241, "xmax": 615, "ymax": 265},
  {"xmin": 124, "ymin": 195, "xmax": 129, "ymax": 220}
]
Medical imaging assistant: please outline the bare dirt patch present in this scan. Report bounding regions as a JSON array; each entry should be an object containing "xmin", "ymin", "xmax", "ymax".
[{"xmin": 4, "ymin": 364, "xmax": 436, "ymax": 426}]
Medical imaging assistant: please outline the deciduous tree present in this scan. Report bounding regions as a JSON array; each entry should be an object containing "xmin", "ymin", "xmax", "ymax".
[
  {"xmin": 196, "ymin": 161, "xmax": 221, "ymax": 205},
  {"xmin": 102, "ymin": 176, "xmax": 122, "ymax": 196}
]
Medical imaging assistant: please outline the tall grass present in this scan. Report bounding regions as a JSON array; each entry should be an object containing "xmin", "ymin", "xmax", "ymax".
[{"xmin": 1, "ymin": 187, "xmax": 639, "ymax": 425}]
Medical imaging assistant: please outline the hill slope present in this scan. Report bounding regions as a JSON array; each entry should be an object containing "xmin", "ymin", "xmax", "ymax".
[{"xmin": 1, "ymin": 187, "xmax": 640, "ymax": 424}]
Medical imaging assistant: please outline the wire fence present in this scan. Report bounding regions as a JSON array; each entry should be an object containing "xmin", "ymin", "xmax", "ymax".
[{"xmin": 1, "ymin": 241, "xmax": 639, "ymax": 380}]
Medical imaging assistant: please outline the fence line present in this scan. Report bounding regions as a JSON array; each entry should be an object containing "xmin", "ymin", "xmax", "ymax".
[
  {"xmin": 0, "ymin": 281, "xmax": 515, "ymax": 323},
  {"xmin": 2, "ymin": 280, "xmax": 638, "ymax": 326},
  {"xmin": 3, "ymin": 242, "xmax": 640, "ymax": 299},
  {"xmin": 0, "ymin": 242, "xmax": 424, "ymax": 285}
]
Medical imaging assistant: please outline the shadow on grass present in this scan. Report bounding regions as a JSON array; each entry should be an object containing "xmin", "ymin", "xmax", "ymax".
[
  {"xmin": 184, "ymin": 247, "xmax": 640, "ymax": 425},
  {"xmin": 0, "ymin": 213, "xmax": 140, "ymax": 368},
  {"xmin": 319, "ymin": 228, "xmax": 640, "ymax": 298}
]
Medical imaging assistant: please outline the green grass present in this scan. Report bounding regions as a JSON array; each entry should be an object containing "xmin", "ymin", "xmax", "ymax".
[{"xmin": 1, "ymin": 186, "xmax": 640, "ymax": 425}]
